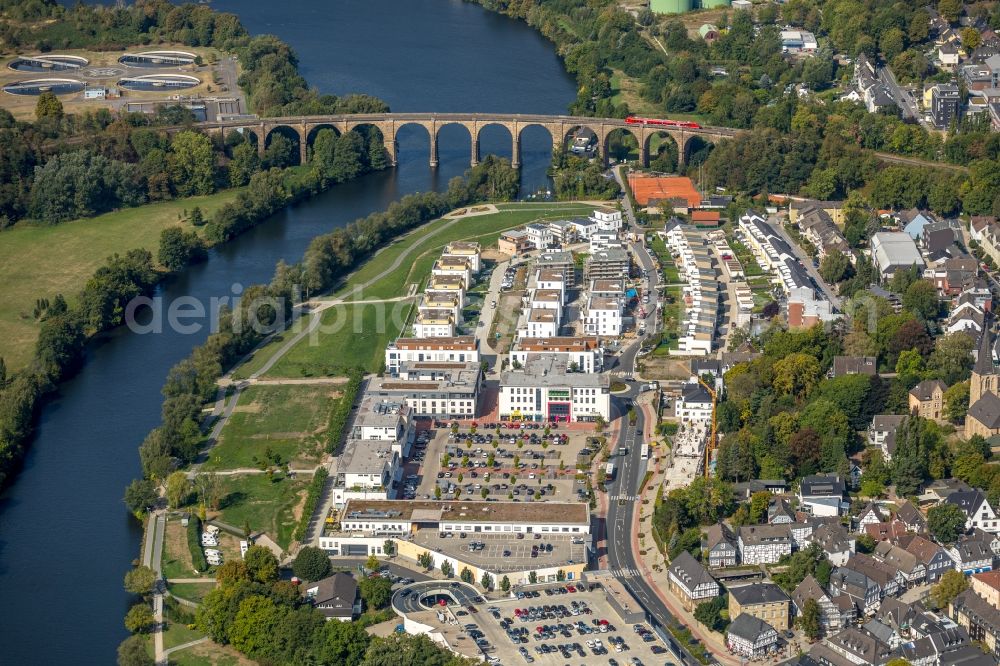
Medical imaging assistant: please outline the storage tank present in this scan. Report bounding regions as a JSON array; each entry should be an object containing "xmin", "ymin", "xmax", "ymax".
[
  {"xmin": 699, "ymin": 0, "xmax": 732, "ymax": 8},
  {"xmin": 650, "ymin": 0, "xmax": 692, "ymax": 14}
]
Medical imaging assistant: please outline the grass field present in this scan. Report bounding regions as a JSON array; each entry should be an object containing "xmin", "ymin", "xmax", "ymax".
[
  {"xmin": 162, "ymin": 620, "xmax": 206, "ymax": 650},
  {"xmin": 168, "ymin": 582, "xmax": 216, "ymax": 606},
  {"xmin": 229, "ymin": 321, "xmax": 312, "ymax": 380},
  {"xmin": 0, "ymin": 190, "xmax": 240, "ymax": 370},
  {"xmin": 228, "ymin": 202, "xmax": 598, "ymax": 380},
  {"xmin": 215, "ymin": 474, "xmax": 308, "ymax": 550},
  {"xmin": 336, "ymin": 203, "xmax": 596, "ymax": 302},
  {"xmin": 168, "ymin": 641, "xmax": 250, "ymax": 666},
  {"xmin": 202, "ymin": 385, "xmax": 341, "ymax": 470},
  {"xmin": 263, "ymin": 303, "xmax": 410, "ymax": 377}
]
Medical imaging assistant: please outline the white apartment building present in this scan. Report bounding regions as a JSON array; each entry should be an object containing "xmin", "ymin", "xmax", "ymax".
[
  {"xmin": 582, "ymin": 295, "xmax": 623, "ymax": 337},
  {"xmin": 351, "ymin": 397, "xmax": 414, "ymax": 453},
  {"xmin": 442, "ymin": 241, "xmax": 481, "ymax": 273},
  {"xmin": 529, "ymin": 289, "xmax": 562, "ymax": 311},
  {"xmin": 418, "ymin": 292, "xmax": 461, "ymax": 323},
  {"xmin": 331, "ymin": 439, "xmax": 400, "ymax": 508},
  {"xmin": 590, "ymin": 231, "xmax": 623, "ymax": 252},
  {"xmin": 590, "ymin": 278, "xmax": 625, "ymax": 299},
  {"xmin": 499, "ymin": 353, "xmax": 610, "ymax": 423},
  {"xmin": 431, "ymin": 256, "xmax": 472, "ymax": 289},
  {"xmin": 592, "ymin": 208, "xmax": 623, "ymax": 233},
  {"xmin": 534, "ymin": 269, "xmax": 567, "ymax": 302},
  {"xmin": 413, "ymin": 309, "xmax": 456, "ymax": 338},
  {"xmin": 524, "ymin": 307, "xmax": 560, "ymax": 338},
  {"xmin": 384, "ymin": 337, "xmax": 479, "ymax": 374},
  {"xmin": 371, "ymin": 362, "xmax": 481, "ymax": 419},
  {"xmin": 509, "ymin": 336, "xmax": 603, "ymax": 374},
  {"xmin": 525, "ymin": 223, "xmax": 553, "ymax": 250},
  {"xmin": 425, "ymin": 274, "xmax": 466, "ymax": 307},
  {"xmin": 676, "ymin": 381, "xmax": 713, "ymax": 424}
]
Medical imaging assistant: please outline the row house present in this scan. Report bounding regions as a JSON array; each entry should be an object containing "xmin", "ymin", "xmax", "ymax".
[
  {"xmin": 797, "ymin": 205, "xmax": 851, "ymax": 260},
  {"xmin": 848, "ymin": 552, "xmax": 904, "ymax": 599},
  {"xmin": 704, "ymin": 523, "xmax": 738, "ymax": 568},
  {"xmin": 896, "ymin": 533, "xmax": 954, "ymax": 583},
  {"xmin": 949, "ymin": 538, "xmax": 994, "ymax": 575},
  {"xmin": 737, "ymin": 524, "xmax": 794, "ymax": 565},
  {"xmin": 856, "ymin": 503, "xmax": 885, "ymax": 533},
  {"xmin": 792, "ymin": 575, "xmax": 844, "ymax": 636},
  {"xmin": 812, "ymin": 522, "xmax": 855, "ymax": 567},
  {"xmin": 830, "ymin": 567, "xmax": 881, "ymax": 617},
  {"xmin": 896, "ymin": 500, "xmax": 928, "ymax": 533},
  {"xmin": 951, "ymin": 589, "xmax": 1000, "ymax": 659},
  {"xmin": 865, "ymin": 519, "xmax": 909, "ymax": 543},
  {"xmin": 823, "ymin": 625, "xmax": 894, "ymax": 666},
  {"xmin": 873, "ymin": 541, "xmax": 925, "ymax": 587}
]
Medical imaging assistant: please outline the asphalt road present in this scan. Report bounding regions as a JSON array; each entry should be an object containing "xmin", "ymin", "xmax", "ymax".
[
  {"xmin": 604, "ymin": 394, "xmax": 703, "ymax": 666},
  {"xmin": 880, "ymin": 65, "xmax": 919, "ymax": 122},
  {"xmin": 768, "ymin": 218, "xmax": 842, "ymax": 311},
  {"xmin": 613, "ymin": 167, "xmax": 660, "ymax": 378}
]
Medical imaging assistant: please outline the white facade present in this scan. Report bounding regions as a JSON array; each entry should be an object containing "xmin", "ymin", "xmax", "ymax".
[
  {"xmin": 413, "ymin": 313, "xmax": 456, "ymax": 338},
  {"xmin": 384, "ymin": 337, "xmax": 479, "ymax": 374},
  {"xmin": 525, "ymin": 308, "xmax": 560, "ymax": 338},
  {"xmin": 592, "ymin": 208, "xmax": 623, "ymax": 233},
  {"xmin": 499, "ymin": 354, "xmax": 610, "ymax": 423},
  {"xmin": 582, "ymin": 296, "xmax": 623, "ymax": 336},
  {"xmin": 525, "ymin": 223, "xmax": 553, "ymax": 250},
  {"xmin": 590, "ymin": 231, "xmax": 623, "ymax": 252}
]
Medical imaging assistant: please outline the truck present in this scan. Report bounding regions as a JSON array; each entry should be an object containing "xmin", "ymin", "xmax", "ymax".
[{"xmin": 605, "ymin": 462, "xmax": 615, "ymax": 480}]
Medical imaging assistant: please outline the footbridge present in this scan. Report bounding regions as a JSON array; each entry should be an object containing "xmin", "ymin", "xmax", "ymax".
[{"xmin": 197, "ymin": 113, "xmax": 738, "ymax": 168}]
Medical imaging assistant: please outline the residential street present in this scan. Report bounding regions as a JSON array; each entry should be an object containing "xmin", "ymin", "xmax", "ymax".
[{"xmin": 769, "ymin": 216, "xmax": 843, "ymax": 310}]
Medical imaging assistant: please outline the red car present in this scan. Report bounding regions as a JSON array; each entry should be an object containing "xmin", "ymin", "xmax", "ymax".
[{"xmin": 566, "ymin": 585, "xmax": 576, "ymax": 593}]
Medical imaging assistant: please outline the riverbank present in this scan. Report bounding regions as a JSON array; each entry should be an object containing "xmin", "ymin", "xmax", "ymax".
[{"xmin": 0, "ymin": 190, "xmax": 243, "ymax": 370}]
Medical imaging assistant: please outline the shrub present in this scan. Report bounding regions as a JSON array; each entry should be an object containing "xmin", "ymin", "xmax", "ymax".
[
  {"xmin": 187, "ymin": 515, "xmax": 208, "ymax": 573},
  {"xmin": 292, "ymin": 467, "xmax": 329, "ymax": 543}
]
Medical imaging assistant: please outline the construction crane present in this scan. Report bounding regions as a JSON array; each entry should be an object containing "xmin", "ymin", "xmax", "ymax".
[{"xmin": 699, "ymin": 377, "xmax": 717, "ymax": 480}]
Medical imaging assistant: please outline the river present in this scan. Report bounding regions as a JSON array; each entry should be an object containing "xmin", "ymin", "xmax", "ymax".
[{"xmin": 0, "ymin": 1, "xmax": 575, "ymax": 662}]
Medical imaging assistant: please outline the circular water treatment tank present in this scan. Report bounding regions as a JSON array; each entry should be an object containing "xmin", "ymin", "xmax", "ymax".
[
  {"xmin": 2, "ymin": 78, "xmax": 85, "ymax": 96},
  {"xmin": 650, "ymin": 0, "xmax": 693, "ymax": 13},
  {"xmin": 118, "ymin": 50, "xmax": 197, "ymax": 68},
  {"xmin": 117, "ymin": 73, "xmax": 200, "ymax": 91},
  {"xmin": 8, "ymin": 55, "xmax": 89, "ymax": 73}
]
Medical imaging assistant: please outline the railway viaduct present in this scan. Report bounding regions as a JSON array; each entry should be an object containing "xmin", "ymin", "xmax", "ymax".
[{"xmin": 195, "ymin": 112, "xmax": 738, "ymax": 169}]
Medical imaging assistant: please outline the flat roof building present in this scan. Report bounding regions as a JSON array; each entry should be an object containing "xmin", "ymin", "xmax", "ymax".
[
  {"xmin": 372, "ymin": 361, "xmax": 481, "ymax": 419},
  {"xmin": 385, "ymin": 336, "xmax": 479, "ymax": 373},
  {"xmin": 499, "ymin": 353, "xmax": 610, "ymax": 423},
  {"xmin": 871, "ymin": 232, "xmax": 925, "ymax": 280}
]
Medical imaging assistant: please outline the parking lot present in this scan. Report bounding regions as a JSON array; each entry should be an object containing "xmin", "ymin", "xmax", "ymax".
[
  {"xmin": 399, "ymin": 422, "xmax": 601, "ymax": 504},
  {"xmin": 459, "ymin": 585, "xmax": 671, "ymax": 666},
  {"xmin": 411, "ymin": 531, "xmax": 588, "ymax": 577}
]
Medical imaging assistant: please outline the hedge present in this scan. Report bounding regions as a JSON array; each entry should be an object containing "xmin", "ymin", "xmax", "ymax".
[
  {"xmin": 292, "ymin": 466, "xmax": 329, "ymax": 543},
  {"xmin": 326, "ymin": 370, "xmax": 363, "ymax": 454},
  {"xmin": 187, "ymin": 515, "xmax": 208, "ymax": 573}
]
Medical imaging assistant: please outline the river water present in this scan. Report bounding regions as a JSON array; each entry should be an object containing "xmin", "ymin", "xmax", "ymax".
[{"xmin": 0, "ymin": 1, "xmax": 574, "ymax": 662}]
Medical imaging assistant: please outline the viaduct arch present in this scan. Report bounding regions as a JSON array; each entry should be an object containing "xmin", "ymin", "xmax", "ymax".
[{"xmin": 198, "ymin": 113, "xmax": 737, "ymax": 169}]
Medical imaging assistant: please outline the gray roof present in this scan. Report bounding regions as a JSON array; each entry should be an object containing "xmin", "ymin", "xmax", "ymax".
[
  {"xmin": 306, "ymin": 572, "xmax": 357, "ymax": 618},
  {"xmin": 800, "ymin": 474, "xmax": 846, "ymax": 498},
  {"xmin": 946, "ymin": 490, "xmax": 989, "ymax": 517},
  {"xmin": 669, "ymin": 551, "xmax": 716, "ymax": 593},
  {"xmin": 895, "ymin": 501, "xmax": 926, "ymax": 529},
  {"xmin": 910, "ymin": 379, "xmax": 947, "ymax": 401},
  {"xmin": 728, "ymin": 582, "xmax": 789, "ymax": 606},
  {"xmin": 501, "ymin": 353, "xmax": 609, "ymax": 390},
  {"xmin": 832, "ymin": 356, "xmax": 877, "ymax": 377},
  {"xmin": 728, "ymin": 613, "xmax": 777, "ymax": 643},
  {"xmin": 968, "ymin": 391, "xmax": 1000, "ymax": 430},
  {"xmin": 792, "ymin": 575, "xmax": 829, "ymax": 612},
  {"xmin": 871, "ymin": 414, "xmax": 906, "ymax": 432}
]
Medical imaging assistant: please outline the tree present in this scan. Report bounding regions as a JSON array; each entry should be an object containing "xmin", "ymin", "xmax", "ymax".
[
  {"xmin": 124, "ymin": 565, "xmax": 157, "ymax": 596},
  {"xmin": 440, "ymin": 560, "xmax": 454, "ymax": 577},
  {"xmin": 243, "ymin": 545, "xmax": 279, "ymax": 583},
  {"xmin": 359, "ymin": 576, "xmax": 393, "ymax": 610},
  {"xmin": 158, "ymin": 227, "xmax": 206, "ymax": 272},
  {"xmin": 481, "ymin": 572, "xmax": 494, "ymax": 591},
  {"xmin": 961, "ymin": 27, "xmax": 981, "ymax": 51},
  {"xmin": 500, "ymin": 575, "xmax": 511, "ymax": 592},
  {"xmin": 229, "ymin": 141, "xmax": 261, "ymax": 187},
  {"xmin": 124, "ymin": 603, "xmax": 155, "ymax": 634},
  {"xmin": 123, "ymin": 478, "xmax": 157, "ymax": 518},
  {"xmin": 36, "ymin": 91, "xmax": 63, "ymax": 121},
  {"xmin": 169, "ymin": 131, "xmax": 215, "ymax": 197},
  {"xmin": 931, "ymin": 569, "xmax": 968, "ymax": 609},
  {"xmin": 528, "ymin": 571, "xmax": 538, "ymax": 584},
  {"xmin": 365, "ymin": 554, "xmax": 380, "ymax": 572},
  {"xmin": 773, "ymin": 353, "xmax": 821, "ymax": 400},
  {"xmin": 165, "ymin": 471, "xmax": 191, "ymax": 508},
  {"xmin": 417, "ymin": 552, "xmax": 433, "ymax": 570},
  {"xmin": 117, "ymin": 635, "xmax": 154, "ymax": 666},
  {"xmin": 944, "ymin": 382, "xmax": 970, "ymax": 423},
  {"xmin": 939, "ymin": 0, "xmax": 962, "ymax": 23},
  {"xmin": 819, "ymin": 252, "xmax": 852, "ymax": 284},
  {"xmin": 215, "ymin": 560, "xmax": 251, "ymax": 586},
  {"xmin": 928, "ymin": 502, "xmax": 967, "ymax": 544},
  {"xmin": 800, "ymin": 598, "xmax": 822, "ymax": 640},
  {"xmin": 293, "ymin": 546, "xmax": 332, "ymax": 581},
  {"xmin": 694, "ymin": 596, "xmax": 727, "ymax": 632},
  {"xmin": 928, "ymin": 333, "xmax": 974, "ymax": 385},
  {"xmin": 902, "ymin": 281, "xmax": 940, "ymax": 322},
  {"xmin": 460, "ymin": 567, "xmax": 474, "ymax": 584}
]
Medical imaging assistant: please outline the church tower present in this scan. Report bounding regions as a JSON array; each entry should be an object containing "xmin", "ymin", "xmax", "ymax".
[{"xmin": 971, "ymin": 324, "xmax": 998, "ymax": 406}]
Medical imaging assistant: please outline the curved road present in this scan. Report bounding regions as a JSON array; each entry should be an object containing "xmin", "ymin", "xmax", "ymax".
[{"xmin": 392, "ymin": 580, "xmax": 481, "ymax": 616}]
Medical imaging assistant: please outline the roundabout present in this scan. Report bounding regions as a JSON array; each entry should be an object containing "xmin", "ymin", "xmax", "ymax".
[{"xmin": 392, "ymin": 579, "xmax": 481, "ymax": 616}]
